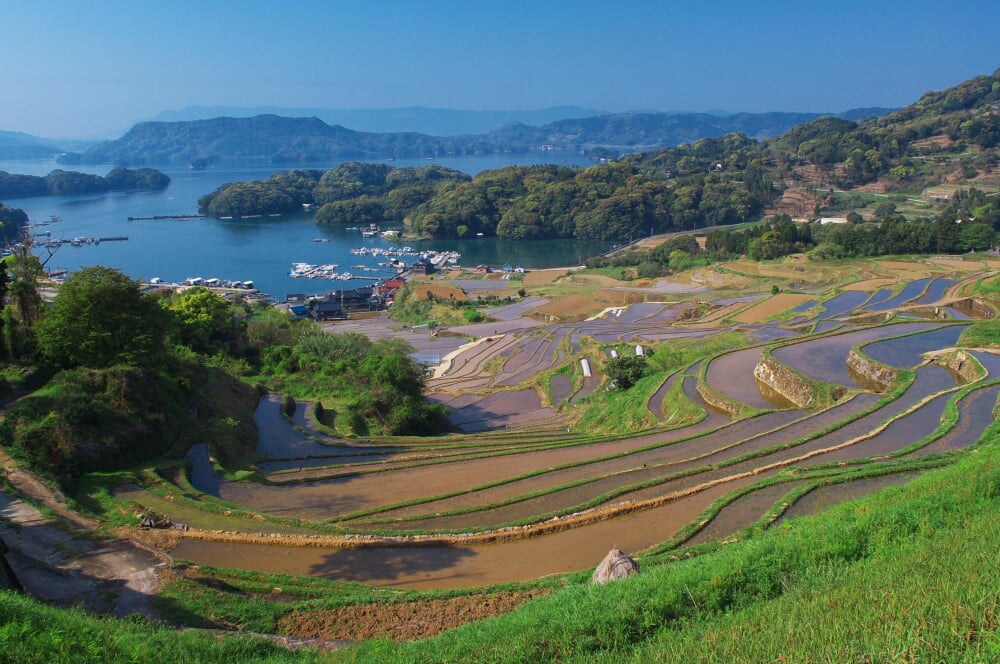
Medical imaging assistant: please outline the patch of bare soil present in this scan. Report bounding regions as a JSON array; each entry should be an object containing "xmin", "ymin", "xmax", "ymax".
[
  {"xmin": 522, "ymin": 269, "xmax": 565, "ymax": 288},
  {"xmin": 529, "ymin": 294, "xmax": 605, "ymax": 319},
  {"xmin": 731, "ymin": 293, "xmax": 813, "ymax": 323},
  {"xmin": 412, "ymin": 283, "xmax": 468, "ymax": 301},
  {"xmin": 277, "ymin": 589, "xmax": 549, "ymax": 642},
  {"xmin": 844, "ymin": 278, "xmax": 898, "ymax": 291}
]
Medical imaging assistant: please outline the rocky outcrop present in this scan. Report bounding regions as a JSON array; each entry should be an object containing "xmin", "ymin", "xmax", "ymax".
[{"xmin": 947, "ymin": 298, "xmax": 995, "ymax": 320}]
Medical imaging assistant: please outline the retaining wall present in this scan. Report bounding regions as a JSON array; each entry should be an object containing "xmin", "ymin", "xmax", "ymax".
[
  {"xmin": 845, "ymin": 349, "xmax": 897, "ymax": 392},
  {"xmin": 752, "ymin": 355, "xmax": 815, "ymax": 408}
]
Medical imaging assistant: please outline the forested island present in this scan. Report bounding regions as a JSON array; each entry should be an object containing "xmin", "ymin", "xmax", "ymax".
[
  {"xmin": 0, "ymin": 167, "xmax": 170, "ymax": 200},
  {"xmin": 197, "ymin": 70, "xmax": 1000, "ymax": 244}
]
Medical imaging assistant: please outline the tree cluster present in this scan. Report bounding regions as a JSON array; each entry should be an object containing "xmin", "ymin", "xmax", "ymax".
[
  {"xmin": 0, "ymin": 202, "xmax": 28, "ymax": 241},
  {"xmin": 0, "ymin": 264, "xmax": 449, "ymax": 480},
  {"xmin": 197, "ymin": 163, "xmax": 470, "ymax": 219},
  {"xmin": 409, "ymin": 136, "xmax": 775, "ymax": 242},
  {"xmin": 258, "ymin": 328, "xmax": 448, "ymax": 435}
]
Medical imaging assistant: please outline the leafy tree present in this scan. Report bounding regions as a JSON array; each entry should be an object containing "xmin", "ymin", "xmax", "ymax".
[
  {"xmin": 606, "ymin": 355, "xmax": 647, "ymax": 390},
  {"xmin": 959, "ymin": 222, "xmax": 995, "ymax": 252},
  {"xmin": 169, "ymin": 286, "xmax": 243, "ymax": 354},
  {"xmin": 35, "ymin": 266, "xmax": 169, "ymax": 368}
]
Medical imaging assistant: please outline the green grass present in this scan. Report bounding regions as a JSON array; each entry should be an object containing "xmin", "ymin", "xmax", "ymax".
[
  {"xmin": 960, "ymin": 319, "xmax": 1000, "ymax": 348},
  {"xmin": 573, "ymin": 370, "xmax": 661, "ymax": 433},
  {"xmin": 645, "ymin": 331, "xmax": 748, "ymax": 374},
  {"xmin": 0, "ymin": 590, "xmax": 314, "ymax": 663}
]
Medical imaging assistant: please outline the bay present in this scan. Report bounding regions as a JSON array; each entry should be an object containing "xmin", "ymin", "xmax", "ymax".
[{"xmin": 0, "ymin": 152, "xmax": 610, "ymax": 300}]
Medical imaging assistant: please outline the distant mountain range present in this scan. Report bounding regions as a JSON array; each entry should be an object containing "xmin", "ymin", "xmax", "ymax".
[
  {"xmin": 52, "ymin": 107, "xmax": 897, "ymax": 167},
  {"xmin": 0, "ymin": 131, "xmax": 105, "ymax": 160},
  {"xmin": 145, "ymin": 105, "xmax": 610, "ymax": 137}
]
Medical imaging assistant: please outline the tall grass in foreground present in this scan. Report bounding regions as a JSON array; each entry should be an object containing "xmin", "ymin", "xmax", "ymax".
[
  {"xmin": 341, "ymin": 435, "xmax": 1000, "ymax": 663},
  {"xmin": 0, "ymin": 592, "xmax": 315, "ymax": 663}
]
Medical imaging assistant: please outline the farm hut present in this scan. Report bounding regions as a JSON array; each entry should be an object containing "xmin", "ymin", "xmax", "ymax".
[{"xmin": 592, "ymin": 549, "xmax": 639, "ymax": 584}]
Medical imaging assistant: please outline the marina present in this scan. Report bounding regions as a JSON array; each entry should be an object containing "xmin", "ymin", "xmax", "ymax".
[{"xmin": 0, "ymin": 156, "xmax": 603, "ymax": 299}]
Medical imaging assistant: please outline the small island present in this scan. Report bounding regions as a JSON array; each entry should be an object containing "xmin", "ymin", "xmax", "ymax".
[{"xmin": 0, "ymin": 167, "xmax": 171, "ymax": 200}]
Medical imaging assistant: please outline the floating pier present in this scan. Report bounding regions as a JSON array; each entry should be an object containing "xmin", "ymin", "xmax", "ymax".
[{"xmin": 127, "ymin": 214, "xmax": 207, "ymax": 221}]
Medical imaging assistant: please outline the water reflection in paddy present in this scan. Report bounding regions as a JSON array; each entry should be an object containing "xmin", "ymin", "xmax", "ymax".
[
  {"xmin": 909, "ymin": 384, "xmax": 1000, "ymax": 456},
  {"xmin": 354, "ymin": 409, "xmax": 805, "ymax": 530},
  {"xmin": 619, "ymin": 365, "xmax": 954, "ymax": 504},
  {"xmin": 798, "ymin": 391, "xmax": 951, "ymax": 464},
  {"xmin": 817, "ymin": 291, "xmax": 871, "ymax": 319},
  {"xmin": 772, "ymin": 323, "xmax": 938, "ymax": 386},
  {"xmin": 867, "ymin": 278, "xmax": 932, "ymax": 312},
  {"xmin": 864, "ymin": 288, "xmax": 895, "ymax": 308},
  {"xmin": 862, "ymin": 325, "xmax": 967, "ymax": 368},
  {"xmin": 913, "ymin": 279, "xmax": 953, "ymax": 305}
]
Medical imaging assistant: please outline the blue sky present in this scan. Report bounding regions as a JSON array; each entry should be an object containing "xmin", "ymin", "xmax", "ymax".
[{"xmin": 2, "ymin": 0, "xmax": 998, "ymax": 138}]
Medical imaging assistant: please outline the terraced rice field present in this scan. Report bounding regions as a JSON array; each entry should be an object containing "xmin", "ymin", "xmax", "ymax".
[{"xmin": 133, "ymin": 271, "xmax": 1000, "ymax": 591}]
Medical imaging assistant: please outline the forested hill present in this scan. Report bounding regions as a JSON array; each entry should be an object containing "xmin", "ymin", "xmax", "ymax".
[
  {"xmin": 761, "ymin": 69, "xmax": 1000, "ymax": 198},
  {"xmin": 58, "ymin": 109, "xmax": 894, "ymax": 167},
  {"xmin": 195, "ymin": 69, "xmax": 1000, "ymax": 243}
]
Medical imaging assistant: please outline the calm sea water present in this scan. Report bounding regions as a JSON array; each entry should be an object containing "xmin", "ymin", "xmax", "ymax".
[{"xmin": 0, "ymin": 153, "xmax": 608, "ymax": 299}]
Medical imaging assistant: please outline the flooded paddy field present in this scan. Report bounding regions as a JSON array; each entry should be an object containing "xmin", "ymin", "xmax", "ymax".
[
  {"xmin": 772, "ymin": 323, "xmax": 939, "ymax": 386},
  {"xmin": 131, "ymin": 274, "xmax": 1000, "ymax": 591},
  {"xmin": 775, "ymin": 474, "xmax": 918, "ymax": 525},
  {"xmin": 862, "ymin": 324, "xmax": 967, "ymax": 367}
]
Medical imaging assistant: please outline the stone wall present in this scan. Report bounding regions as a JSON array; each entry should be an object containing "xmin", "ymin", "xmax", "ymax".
[
  {"xmin": 845, "ymin": 349, "xmax": 897, "ymax": 392},
  {"xmin": 932, "ymin": 349, "xmax": 986, "ymax": 384},
  {"xmin": 695, "ymin": 380, "xmax": 744, "ymax": 417},
  {"xmin": 947, "ymin": 298, "xmax": 995, "ymax": 320},
  {"xmin": 752, "ymin": 355, "xmax": 815, "ymax": 408}
]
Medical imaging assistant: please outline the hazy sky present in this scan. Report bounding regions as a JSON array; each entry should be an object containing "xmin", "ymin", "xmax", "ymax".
[{"xmin": 2, "ymin": 0, "xmax": 998, "ymax": 138}]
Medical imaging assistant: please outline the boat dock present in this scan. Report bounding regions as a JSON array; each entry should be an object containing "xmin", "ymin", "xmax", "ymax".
[{"xmin": 127, "ymin": 214, "xmax": 207, "ymax": 221}]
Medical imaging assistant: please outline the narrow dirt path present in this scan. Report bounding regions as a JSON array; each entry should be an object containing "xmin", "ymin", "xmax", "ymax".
[{"xmin": 0, "ymin": 450, "xmax": 169, "ymax": 618}]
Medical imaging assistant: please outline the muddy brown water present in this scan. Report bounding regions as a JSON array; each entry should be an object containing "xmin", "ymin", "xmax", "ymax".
[
  {"xmin": 797, "ymin": 391, "xmax": 952, "ymax": 465},
  {"xmin": 168, "ymin": 352, "xmax": 982, "ymax": 589},
  {"xmin": 774, "ymin": 474, "xmax": 917, "ymax": 525},
  {"xmin": 909, "ymin": 384, "xmax": 1000, "ymax": 456},
  {"xmin": 353, "ymin": 404, "xmax": 852, "ymax": 530},
  {"xmin": 683, "ymin": 481, "xmax": 806, "ymax": 547},
  {"xmin": 171, "ymin": 479, "xmax": 749, "ymax": 590},
  {"xmin": 705, "ymin": 347, "xmax": 776, "ymax": 410},
  {"xmin": 646, "ymin": 372, "xmax": 682, "ymax": 420}
]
